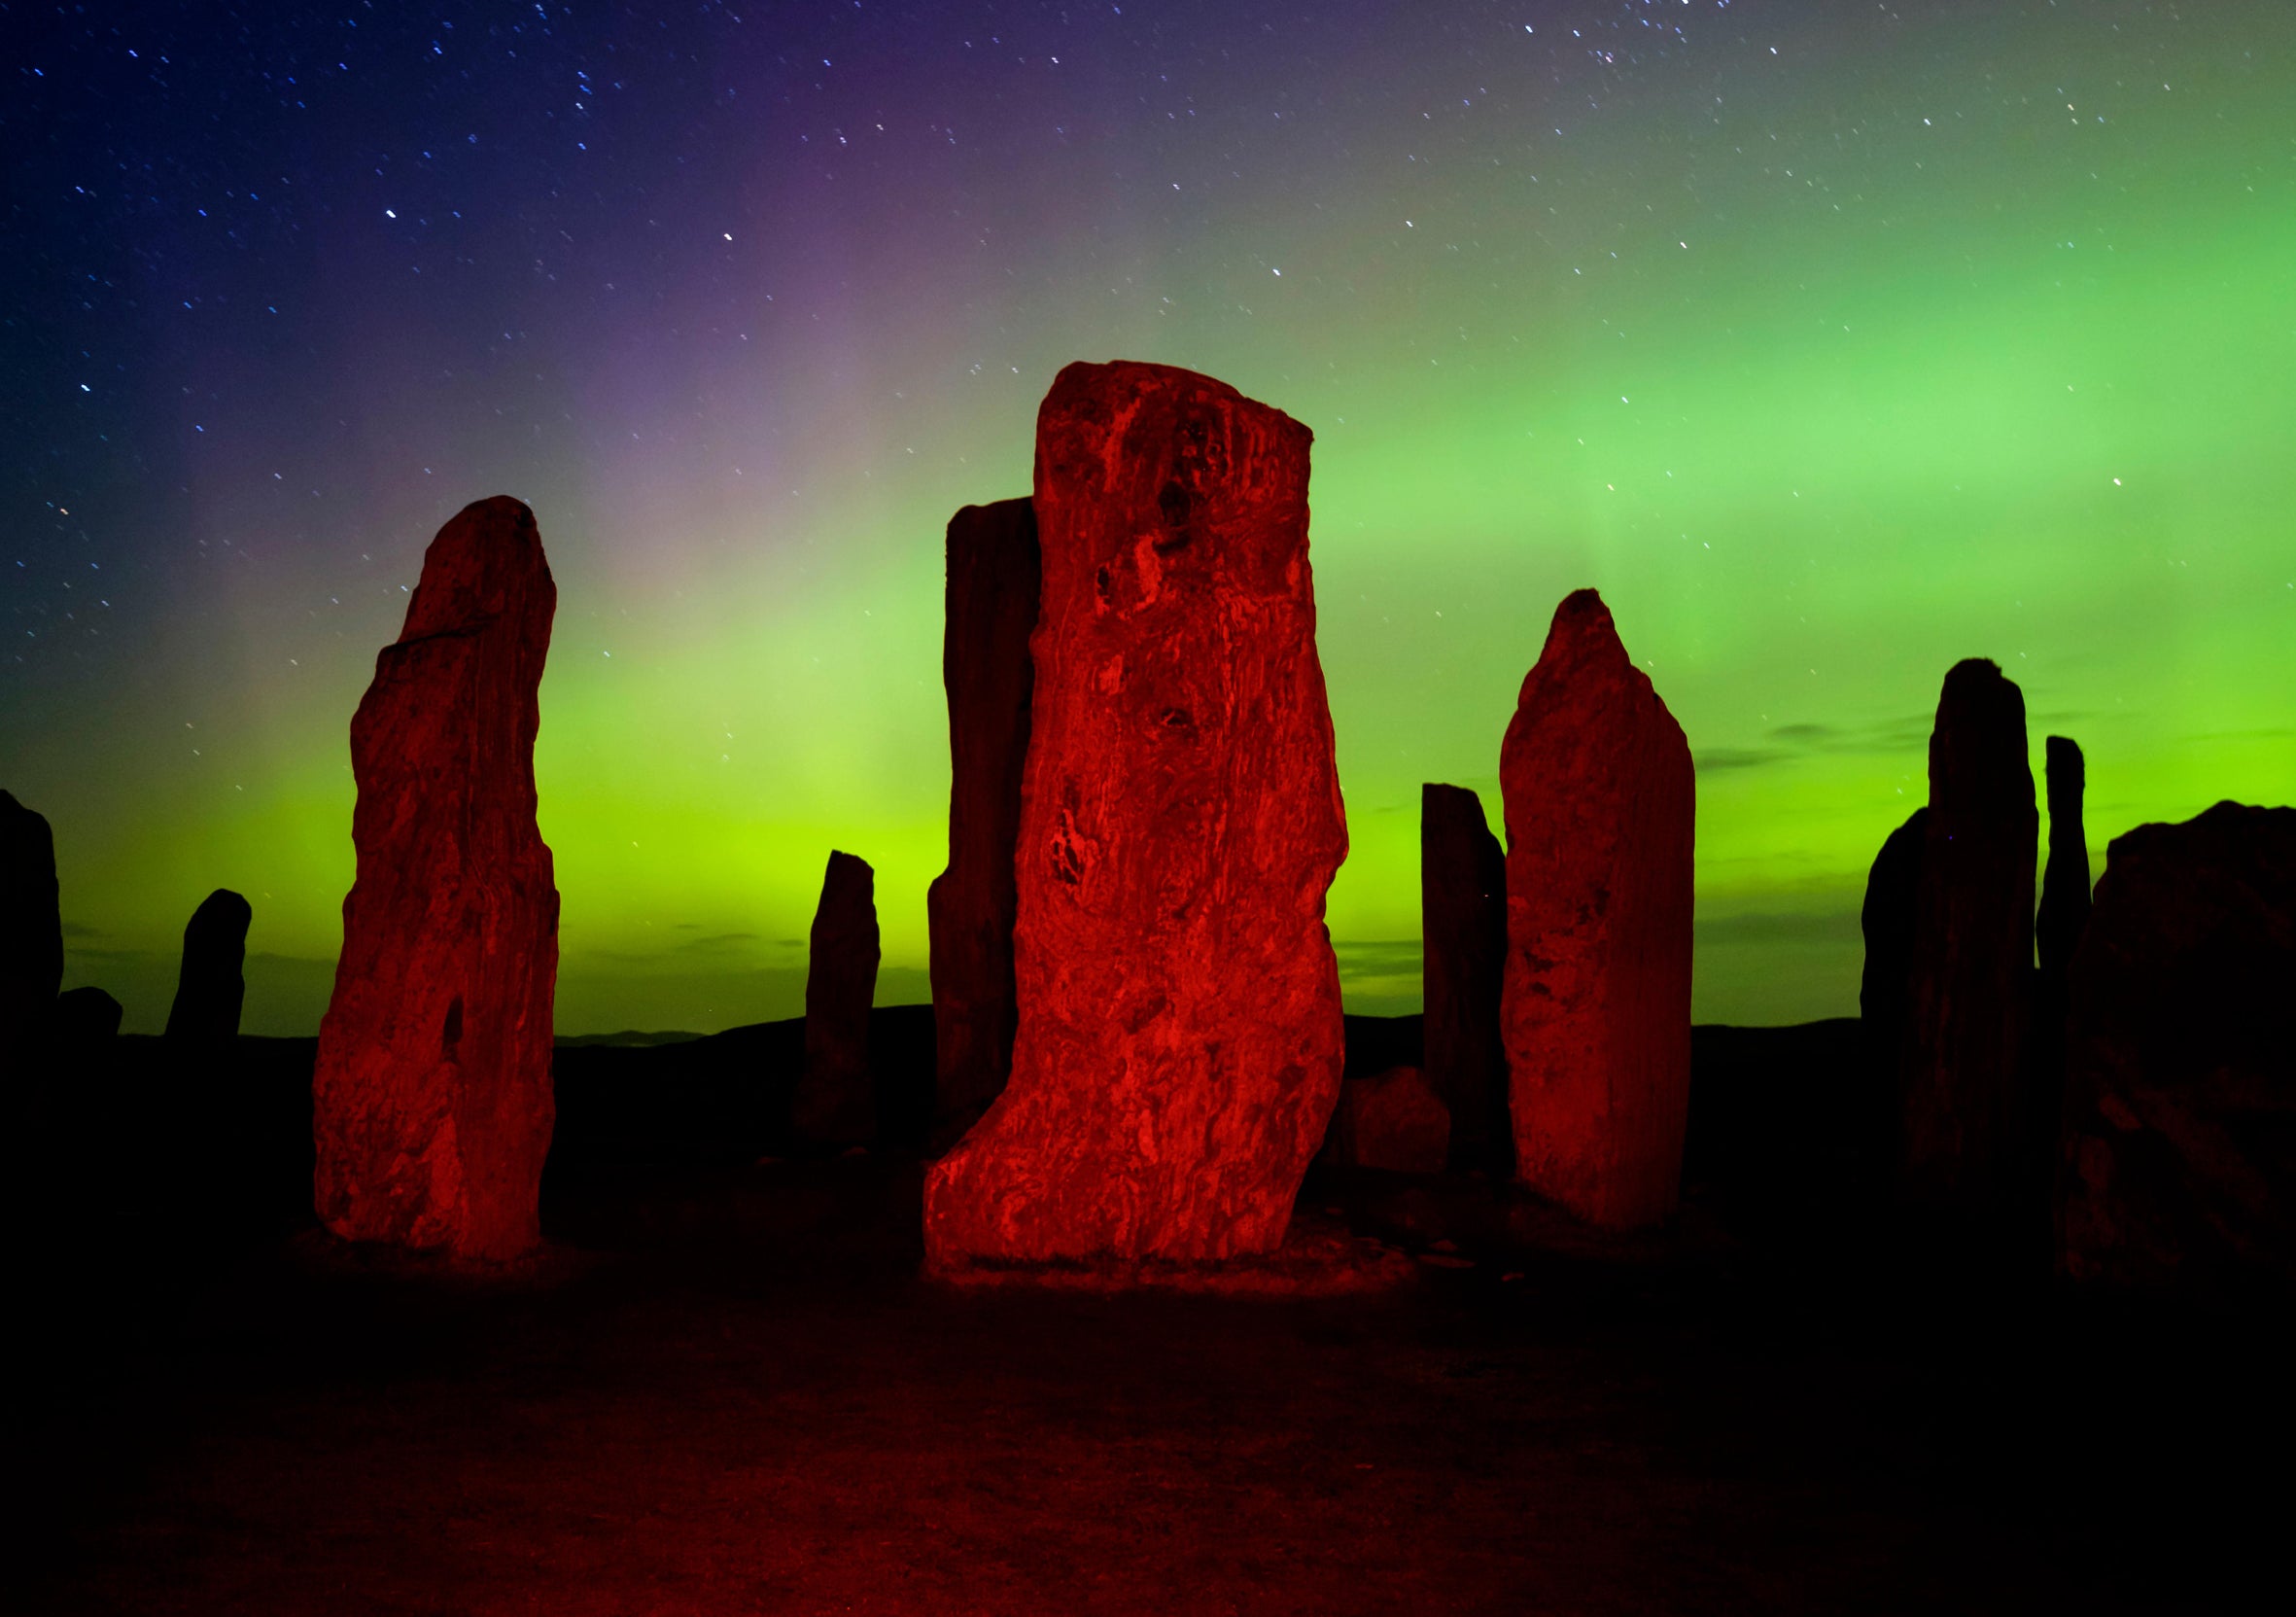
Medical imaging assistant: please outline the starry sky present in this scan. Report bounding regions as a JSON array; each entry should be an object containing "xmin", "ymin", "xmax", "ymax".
[{"xmin": 6, "ymin": 0, "xmax": 2291, "ymax": 1036}]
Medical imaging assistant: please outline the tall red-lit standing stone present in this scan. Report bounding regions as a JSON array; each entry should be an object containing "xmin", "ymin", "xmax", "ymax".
[
  {"xmin": 1499, "ymin": 590, "xmax": 1694, "ymax": 1230},
  {"xmin": 794, "ymin": 849, "xmax": 880, "ymax": 1146},
  {"xmin": 926, "ymin": 497, "xmax": 1039, "ymax": 1127},
  {"xmin": 1, "ymin": 791, "xmax": 63, "ymax": 1072},
  {"xmin": 312, "ymin": 497, "xmax": 559, "ymax": 1262},
  {"xmin": 1421, "ymin": 783, "xmax": 1510, "ymax": 1173},
  {"xmin": 1898, "ymin": 658, "xmax": 2036, "ymax": 1221},
  {"xmin": 923, "ymin": 361, "xmax": 1347, "ymax": 1267}
]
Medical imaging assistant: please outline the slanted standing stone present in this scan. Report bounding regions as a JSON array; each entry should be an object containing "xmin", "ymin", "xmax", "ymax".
[
  {"xmin": 1421, "ymin": 783, "xmax": 1509, "ymax": 1172},
  {"xmin": 2059, "ymin": 803, "xmax": 2296, "ymax": 1293},
  {"xmin": 1499, "ymin": 589, "xmax": 1694, "ymax": 1230},
  {"xmin": 926, "ymin": 498, "xmax": 1039, "ymax": 1128},
  {"xmin": 1861, "ymin": 807, "xmax": 1929, "ymax": 1149},
  {"xmin": 795, "ymin": 850, "xmax": 880, "ymax": 1146},
  {"xmin": 923, "ymin": 360, "xmax": 1348, "ymax": 1267},
  {"xmin": 1898, "ymin": 658, "xmax": 2036, "ymax": 1222},
  {"xmin": 1, "ymin": 791, "xmax": 63, "ymax": 1072},
  {"xmin": 165, "ymin": 889, "xmax": 253, "ymax": 1042},
  {"xmin": 312, "ymin": 497, "xmax": 559, "ymax": 1262}
]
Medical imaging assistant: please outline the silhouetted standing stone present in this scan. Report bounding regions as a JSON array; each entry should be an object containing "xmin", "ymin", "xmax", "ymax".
[
  {"xmin": 1899, "ymin": 658, "xmax": 2036, "ymax": 1223},
  {"xmin": 2060, "ymin": 802, "xmax": 2296, "ymax": 1294},
  {"xmin": 51, "ymin": 985, "xmax": 122, "ymax": 1043},
  {"xmin": 2035, "ymin": 736, "xmax": 2091, "ymax": 983},
  {"xmin": 1861, "ymin": 806, "xmax": 1929, "ymax": 1157},
  {"xmin": 924, "ymin": 360, "xmax": 1347, "ymax": 1267},
  {"xmin": 312, "ymin": 497, "xmax": 559, "ymax": 1262},
  {"xmin": 1421, "ymin": 783, "xmax": 1509, "ymax": 1173},
  {"xmin": 165, "ymin": 889, "xmax": 252, "ymax": 1042},
  {"xmin": 1, "ymin": 791, "xmax": 62, "ymax": 1070},
  {"xmin": 795, "ymin": 850, "xmax": 880, "ymax": 1146},
  {"xmin": 926, "ymin": 497, "xmax": 1039, "ymax": 1129},
  {"xmin": 1327, "ymin": 1065, "xmax": 1450, "ymax": 1176},
  {"xmin": 1499, "ymin": 590, "xmax": 1694, "ymax": 1230}
]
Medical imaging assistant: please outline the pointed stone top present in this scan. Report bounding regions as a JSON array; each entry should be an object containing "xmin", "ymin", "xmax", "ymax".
[
  {"xmin": 1514, "ymin": 587, "xmax": 1669, "ymax": 721},
  {"xmin": 402, "ymin": 496, "xmax": 551, "ymax": 643}
]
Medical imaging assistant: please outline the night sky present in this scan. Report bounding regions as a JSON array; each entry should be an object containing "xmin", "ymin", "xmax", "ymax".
[{"xmin": 6, "ymin": 0, "xmax": 2290, "ymax": 1036}]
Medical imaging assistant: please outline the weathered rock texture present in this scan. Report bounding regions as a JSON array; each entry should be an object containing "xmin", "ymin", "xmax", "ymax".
[
  {"xmin": 1499, "ymin": 589, "xmax": 1694, "ymax": 1230},
  {"xmin": 2059, "ymin": 802, "xmax": 2296, "ymax": 1294},
  {"xmin": 2035, "ymin": 736, "xmax": 2091, "ymax": 983},
  {"xmin": 165, "ymin": 889, "xmax": 252, "ymax": 1042},
  {"xmin": 1898, "ymin": 658, "xmax": 2036, "ymax": 1220},
  {"xmin": 312, "ymin": 496, "xmax": 559, "ymax": 1262},
  {"xmin": 1327, "ymin": 1066, "xmax": 1450, "ymax": 1176},
  {"xmin": 926, "ymin": 497, "xmax": 1040, "ymax": 1126},
  {"xmin": 2, "ymin": 790, "xmax": 63, "ymax": 1070},
  {"xmin": 1421, "ymin": 783, "xmax": 1509, "ymax": 1173},
  {"xmin": 923, "ymin": 360, "xmax": 1347, "ymax": 1267},
  {"xmin": 795, "ymin": 850, "xmax": 881, "ymax": 1146}
]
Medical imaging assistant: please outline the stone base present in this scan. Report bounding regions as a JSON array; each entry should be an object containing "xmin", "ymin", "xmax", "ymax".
[{"xmin": 924, "ymin": 1213, "xmax": 1415, "ymax": 1296}]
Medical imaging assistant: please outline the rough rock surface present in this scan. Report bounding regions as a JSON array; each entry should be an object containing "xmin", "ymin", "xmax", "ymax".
[
  {"xmin": 1421, "ymin": 783, "xmax": 1509, "ymax": 1173},
  {"xmin": 2059, "ymin": 802, "xmax": 2296, "ymax": 1294},
  {"xmin": 795, "ymin": 850, "xmax": 881, "ymax": 1146},
  {"xmin": 923, "ymin": 360, "xmax": 1347, "ymax": 1267},
  {"xmin": 2, "ymin": 790, "xmax": 63, "ymax": 1069},
  {"xmin": 1499, "ymin": 589, "xmax": 1694, "ymax": 1230},
  {"xmin": 1898, "ymin": 658, "xmax": 2036, "ymax": 1220},
  {"xmin": 165, "ymin": 889, "xmax": 253, "ymax": 1042},
  {"xmin": 1327, "ymin": 1065, "xmax": 1450, "ymax": 1176},
  {"xmin": 926, "ymin": 497, "xmax": 1039, "ymax": 1127},
  {"xmin": 312, "ymin": 496, "xmax": 559, "ymax": 1262}
]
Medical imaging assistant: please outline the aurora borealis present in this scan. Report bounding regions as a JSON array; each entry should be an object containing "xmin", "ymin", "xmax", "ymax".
[{"xmin": 6, "ymin": 0, "xmax": 2290, "ymax": 1036}]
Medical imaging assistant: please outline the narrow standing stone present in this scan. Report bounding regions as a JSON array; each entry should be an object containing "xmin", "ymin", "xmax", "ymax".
[
  {"xmin": 312, "ymin": 496, "xmax": 559, "ymax": 1262},
  {"xmin": 2035, "ymin": 736, "xmax": 2091, "ymax": 983},
  {"xmin": 926, "ymin": 497, "xmax": 1039, "ymax": 1128},
  {"xmin": 795, "ymin": 850, "xmax": 880, "ymax": 1146},
  {"xmin": 923, "ymin": 360, "xmax": 1348, "ymax": 1267},
  {"xmin": 1499, "ymin": 589, "xmax": 1695, "ymax": 1230},
  {"xmin": 1899, "ymin": 658, "xmax": 2036, "ymax": 1223},
  {"xmin": 1, "ymin": 791, "xmax": 63, "ymax": 1071},
  {"xmin": 1861, "ymin": 806, "xmax": 1929, "ymax": 1140},
  {"xmin": 1420, "ymin": 783, "xmax": 1509, "ymax": 1173},
  {"xmin": 165, "ymin": 889, "xmax": 253, "ymax": 1042}
]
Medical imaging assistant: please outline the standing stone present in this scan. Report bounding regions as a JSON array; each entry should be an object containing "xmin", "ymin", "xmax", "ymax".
[
  {"xmin": 923, "ymin": 360, "xmax": 1347, "ymax": 1267},
  {"xmin": 926, "ymin": 498, "xmax": 1039, "ymax": 1128},
  {"xmin": 2059, "ymin": 803, "xmax": 2296, "ymax": 1293},
  {"xmin": 165, "ymin": 889, "xmax": 253, "ymax": 1042},
  {"xmin": 1499, "ymin": 589, "xmax": 1694, "ymax": 1230},
  {"xmin": 1861, "ymin": 806, "xmax": 1929, "ymax": 1148},
  {"xmin": 2035, "ymin": 736, "xmax": 2091, "ymax": 983},
  {"xmin": 51, "ymin": 985, "xmax": 122, "ymax": 1043},
  {"xmin": 1421, "ymin": 783, "xmax": 1509, "ymax": 1173},
  {"xmin": 1, "ymin": 791, "xmax": 63, "ymax": 1072},
  {"xmin": 312, "ymin": 497, "xmax": 558, "ymax": 1262},
  {"xmin": 794, "ymin": 850, "xmax": 880, "ymax": 1146},
  {"xmin": 1898, "ymin": 658, "xmax": 2036, "ymax": 1222}
]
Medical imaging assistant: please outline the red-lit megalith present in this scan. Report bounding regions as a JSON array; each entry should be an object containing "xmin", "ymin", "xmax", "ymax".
[
  {"xmin": 313, "ymin": 496, "xmax": 559, "ymax": 1262},
  {"xmin": 1500, "ymin": 590, "xmax": 1694, "ymax": 1229},
  {"xmin": 923, "ymin": 361, "xmax": 1347, "ymax": 1266}
]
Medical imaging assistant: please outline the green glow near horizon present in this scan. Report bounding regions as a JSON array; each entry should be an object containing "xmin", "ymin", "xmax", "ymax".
[{"xmin": 36, "ymin": 3, "xmax": 2295, "ymax": 1035}]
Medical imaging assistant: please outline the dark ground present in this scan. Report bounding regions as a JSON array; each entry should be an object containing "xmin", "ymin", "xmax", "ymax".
[{"xmin": 7, "ymin": 1017, "xmax": 2285, "ymax": 1614}]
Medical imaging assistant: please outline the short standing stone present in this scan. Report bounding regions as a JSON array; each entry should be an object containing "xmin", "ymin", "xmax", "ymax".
[
  {"xmin": 794, "ymin": 850, "xmax": 880, "ymax": 1146},
  {"xmin": 165, "ymin": 889, "xmax": 252, "ymax": 1042},
  {"xmin": 1421, "ymin": 783, "xmax": 1509, "ymax": 1172},
  {"xmin": 1899, "ymin": 658, "xmax": 2036, "ymax": 1221},
  {"xmin": 926, "ymin": 497, "xmax": 1039, "ymax": 1127},
  {"xmin": 1, "ymin": 791, "xmax": 63, "ymax": 1068},
  {"xmin": 312, "ymin": 496, "xmax": 559, "ymax": 1262},
  {"xmin": 2059, "ymin": 802, "xmax": 2296, "ymax": 1293},
  {"xmin": 51, "ymin": 985, "xmax": 122, "ymax": 1043},
  {"xmin": 1327, "ymin": 1066, "xmax": 1450, "ymax": 1176},
  {"xmin": 923, "ymin": 360, "xmax": 1348, "ymax": 1266},
  {"xmin": 1499, "ymin": 589, "xmax": 1694, "ymax": 1230}
]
